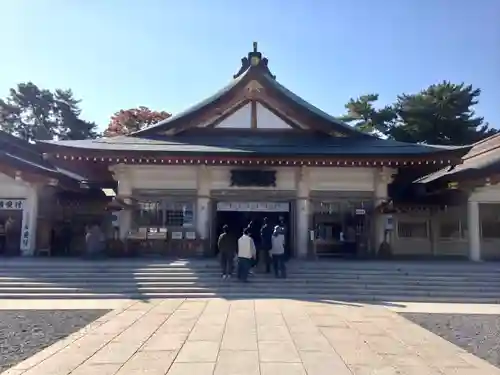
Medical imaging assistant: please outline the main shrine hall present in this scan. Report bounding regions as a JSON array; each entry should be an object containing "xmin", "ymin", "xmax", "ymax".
[{"xmin": 32, "ymin": 43, "xmax": 476, "ymax": 259}]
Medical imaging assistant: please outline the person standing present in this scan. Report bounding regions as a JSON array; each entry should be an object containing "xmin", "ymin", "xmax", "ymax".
[
  {"xmin": 85, "ymin": 223, "xmax": 105, "ymax": 258},
  {"xmin": 0, "ymin": 220, "xmax": 6, "ymax": 255},
  {"xmin": 260, "ymin": 217, "xmax": 273, "ymax": 273},
  {"xmin": 270, "ymin": 225, "xmax": 287, "ymax": 278},
  {"xmin": 237, "ymin": 228, "xmax": 256, "ymax": 282},
  {"xmin": 218, "ymin": 225, "xmax": 235, "ymax": 279}
]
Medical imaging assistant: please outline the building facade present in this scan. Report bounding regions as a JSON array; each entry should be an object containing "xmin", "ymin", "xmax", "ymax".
[{"xmin": 37, "ymin": 44, "xmax": 468, "ymax": 259}]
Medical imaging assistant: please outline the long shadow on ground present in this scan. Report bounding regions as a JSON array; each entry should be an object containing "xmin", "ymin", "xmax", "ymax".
[{"xmin": 0, "ymin": 259, "xmax": 499, "ymax": 308}]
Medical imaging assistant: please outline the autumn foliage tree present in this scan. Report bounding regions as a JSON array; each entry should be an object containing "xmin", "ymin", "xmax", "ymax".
[{"xmin": 104, "ymin": 106, "xmax": 171, "ymax": 137}]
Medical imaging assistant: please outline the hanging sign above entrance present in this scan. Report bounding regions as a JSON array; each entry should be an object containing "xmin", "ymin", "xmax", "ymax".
[
  {"xmin": 217, "ymin": 202, "xmax": 289, "ymax": 212},
  {"xmin": 0, "ymin": 199, "xmax": 24, "ymax": 210}
]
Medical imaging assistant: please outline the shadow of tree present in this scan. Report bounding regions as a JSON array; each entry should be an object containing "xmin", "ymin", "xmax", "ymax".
[{"xmin": 0, "ymin": 258, "xmax": 498, "ymax": 307}]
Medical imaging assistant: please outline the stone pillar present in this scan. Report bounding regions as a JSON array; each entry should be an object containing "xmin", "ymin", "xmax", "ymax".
[
  {"xmin": 196, "ymin": 197, "xmax": 210, "ymax": 240},
  {"xmin": 117, "ymin": 175, "xmax": 132, "ymax": 240},
  {"xmin": 20, "ymin": 186, "xmax": 38, "ymax": 256},
  {"xmin": 196, "ymin": 166, "xmax": 211, "ymax": 254},
  {"xmin": 296, "ymin": 166, "xmax": 310, "ymax": 258},
  {"xmin": 467, "ymin": 199, "xmax": 481, "ymax": 261},
  {"xmin": 374, "ymin": 168, "xmax": 391, "ymax": 253}
]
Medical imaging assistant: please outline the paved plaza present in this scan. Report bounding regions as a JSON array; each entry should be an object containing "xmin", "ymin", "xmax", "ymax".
[{"xmin": 1, "ymin": 299, "xmax": 499, "ymax": 375}]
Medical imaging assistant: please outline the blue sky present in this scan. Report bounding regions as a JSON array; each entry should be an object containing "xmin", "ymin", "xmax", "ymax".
[{"xmin": 1, "ymin": 0, "xmax": 499, "ymax": 131}]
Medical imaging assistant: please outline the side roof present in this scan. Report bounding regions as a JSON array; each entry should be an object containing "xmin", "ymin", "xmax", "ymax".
[
  {"xmin": 416, "ymin": 132, "xmax": 500, "ymax": 183},
  {"xmin": 0, "ymin": 131, "xmax": 85, "ymax": 183}
]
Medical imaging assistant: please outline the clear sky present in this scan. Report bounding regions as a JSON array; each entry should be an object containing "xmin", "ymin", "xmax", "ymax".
[{"xmin": 1, "ymin": 0, "xmax": 499, "ymax": 131}]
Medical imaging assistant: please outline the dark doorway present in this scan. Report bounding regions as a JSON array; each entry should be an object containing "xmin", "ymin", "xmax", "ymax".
[
  {"xmin": 214, "ymin": 210, "xmax": 291, "ymax": 258},
  {"xmin": 0, "ymin": 210, "xmax": 22, "ymax": 256}
]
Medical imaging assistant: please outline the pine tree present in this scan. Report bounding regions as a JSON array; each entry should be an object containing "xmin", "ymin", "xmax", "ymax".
[{"xmin": 388, "ymin": 82, "xmax": 496, "ymax": 145}]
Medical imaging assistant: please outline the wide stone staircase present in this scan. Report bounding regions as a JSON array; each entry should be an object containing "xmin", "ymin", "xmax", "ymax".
[{"xmin": 0, "ymin": 259, "xmax": 498, "ymax": 302}]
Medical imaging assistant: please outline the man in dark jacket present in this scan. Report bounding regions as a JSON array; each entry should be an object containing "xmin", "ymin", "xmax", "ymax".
[
  {"xmin": 260, "ymin": 217, "xmax": 273, "ymax": 273},
  {"xmin": 218, "ymin": 225, "xmax": 235, "ymax": 279}
]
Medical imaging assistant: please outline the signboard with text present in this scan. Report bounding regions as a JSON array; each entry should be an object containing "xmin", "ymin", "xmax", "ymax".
[{"xmin": 216, "ymin": 202, "xmax": 290, "ymax": 212}]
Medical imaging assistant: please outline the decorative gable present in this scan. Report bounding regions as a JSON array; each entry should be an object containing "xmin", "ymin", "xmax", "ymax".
[
  {"xmin": 256, "ymin": 103, "xmax": 293, "ymax": 129},
  {"xmin": 216, "ymin": 102, "xmax": 252, "ymax": 128},
  {"xmin": 214, "ymin": 101, "xmax": 294, "ymax": 129}
]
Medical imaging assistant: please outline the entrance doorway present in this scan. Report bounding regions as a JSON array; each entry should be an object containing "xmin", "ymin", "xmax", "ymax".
[{"xmin": 214, "ymin": 201, "xmax": 292, "ymax": 258}]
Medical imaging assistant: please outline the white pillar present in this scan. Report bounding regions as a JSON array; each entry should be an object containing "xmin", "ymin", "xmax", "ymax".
[
  {"xmin": 117, "ymin": 176, "xmax": 132, "ymax": 240},
  {"xmin": 196, "ymin": 166, "xmax": 210, "ymax": 253},
  {"xmin": 20, "ymin": 186, "xmax": 38, "ymax": 256},
  {"xmin": 296, "ymin": 198, "xmax": 310, "ymax": 258},
  {"xmin": 467, "ymin": 199, "xmax": 481, "ymax": 261},
  {"xmin": 196, "ymin": 197, "xmax": 210, "ymax": 240},
  {"xmin": 374, "ymin": 168, "xmax": 391, "ymax": 253},
  {"xmin": 296, "ymin": 166, "xmax": 310, "ymax": 258}
]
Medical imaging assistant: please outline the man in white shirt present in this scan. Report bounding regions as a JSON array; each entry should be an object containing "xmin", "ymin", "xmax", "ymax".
[
  {"xmin": 270, "ymin": 225, "xmax": 287, "ymax": 278},
  {"xmin": 237, "ymin": 228, "xmax": 256, "ymax": 282}
]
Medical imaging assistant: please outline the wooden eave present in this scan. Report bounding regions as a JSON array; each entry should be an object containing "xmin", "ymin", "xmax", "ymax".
[{"xmin": 46, "ymin": 152, "xmax": 462, "ymax": 168}]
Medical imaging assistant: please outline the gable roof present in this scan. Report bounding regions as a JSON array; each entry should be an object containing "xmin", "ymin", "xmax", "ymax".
[{"xmin": 132, "ymin": 44, "xmax": 369, "ymax": 138}]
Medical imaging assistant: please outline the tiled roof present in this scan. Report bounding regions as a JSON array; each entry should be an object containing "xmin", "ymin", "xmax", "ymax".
[
  {"xmin": 41, "ymin": 130, "xmax": 468, "ymax": 157},
  {"xmin": 416, "ymin": 133, "xmax": 500, "ymax": 183}
]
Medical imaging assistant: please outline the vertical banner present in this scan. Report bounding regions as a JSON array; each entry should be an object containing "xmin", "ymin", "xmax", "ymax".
[{"xmin": 20, "ymin": 207, "xmax": 30, "ymax": 253}]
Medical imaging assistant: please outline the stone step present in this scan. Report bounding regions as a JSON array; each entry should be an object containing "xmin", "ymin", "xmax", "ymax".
[
  {"xmin": 0, "ymin": 268, "xmax": 498, "ymax": 276},
  {"xmin": 0, "ymin": 278, "xmax": 498, "ymax": 289},
  {"xmin": 0, "ymin": 291, "xmax": 497, "ymax": 304},
  {"xmin": 0, "ymin": 284, "xmax": 497, "ymax": 297}
]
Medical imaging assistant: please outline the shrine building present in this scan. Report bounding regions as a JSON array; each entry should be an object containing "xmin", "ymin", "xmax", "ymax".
[{"xmin": 33, "ymin": 43, "xmax": 476, "ymax": 259}]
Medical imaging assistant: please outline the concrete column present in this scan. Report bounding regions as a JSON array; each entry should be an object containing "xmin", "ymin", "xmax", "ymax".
[
  {"xmin": 196, "ymin": 166, "xmax": 211, "ymax": 253},
  {"xmin": 196, "ymin": 197, "xmax": 210, "ymax": 240},
  {"xmin": 296, "ymin": 198, "xmax": 310, "ymax": 258},
  {"xmin": 373, "ymin": 168, "xmax": 391, "ymax": 253},
  {"xmin": 296, "ymin": 166, "xmax": 310, "ymax": 258},
  {"xmin": 117, "ymin": 176, "xmax": 132, "ymax": 240},
  {"xmin": 20, "ymin": 186, "xmax": 38, "ymax": 256},
  {"xmin": 467, "ymin": 199, "xmax": 481, "ymax": 261}
]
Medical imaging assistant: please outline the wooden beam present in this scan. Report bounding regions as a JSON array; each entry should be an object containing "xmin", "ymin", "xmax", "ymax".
[{"xmin": 251, "ymin": 100, "xmax": 257, "ymax": 129}]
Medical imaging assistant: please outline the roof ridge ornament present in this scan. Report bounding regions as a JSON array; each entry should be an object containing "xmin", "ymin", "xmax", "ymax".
[{"xmin": 233, "ymin": 42, "xmax": 276, "ymax": 80}]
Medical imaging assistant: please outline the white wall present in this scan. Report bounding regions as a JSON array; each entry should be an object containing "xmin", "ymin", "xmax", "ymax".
[
  {"xmin": 0, "ymin": 172, "xmax": 38, "ymax": 255},
  {"xmin": 309, "ymin": 167, "xmax": 379, "ymax": 192},
  {"xmin": 470, "ymin": 184, "xmax": 500, "ymax": 202},
  {"xmin": 113, "ymin": 164, "xmax": 384, "ymax": 195},
  {"xmin": 216, "ymin": 103, "xmax": 252, "ymax": 129},
  {"xmin": 127, "ymin": 165, "xmax": 198, "ymax": 190},
  {"xmin": 215, "ymin": 102, "xmax": 293, "ymax": 129},
  {"xmin": 0, "ymin": 173, "xmax": 31, "ymax": 198},
  {"xmin": 255, "ymin": 103, "xmax": 292, "ymax": 129}
]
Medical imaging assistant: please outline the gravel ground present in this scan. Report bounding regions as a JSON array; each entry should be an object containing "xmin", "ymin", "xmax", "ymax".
[
  {"xmin": 401, "ymin": 313, "xmax": 500, "ymax": 369},
  {"xmin": 0, "ymin": 309, "xmax": 109, "ymax": 372}
]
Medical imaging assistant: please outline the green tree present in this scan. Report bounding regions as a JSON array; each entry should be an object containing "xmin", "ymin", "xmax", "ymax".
[
  {"xmin": 340, "ymin": 94, "xmax": 396, "ymax": 135},
  {"xmin": 0, "ymin": 82, "xmax": 56, "ymax": 141},
  {"xmin": 388, "ymin": 82, "xmax": 496, "ymax": 145},
  {"xmin": 0, "ymin": 82, "xmax": 98, "ymax": 141},
  {"xmin": 54, "ymin": 89, "xmax": 98, "ymax": 140}
]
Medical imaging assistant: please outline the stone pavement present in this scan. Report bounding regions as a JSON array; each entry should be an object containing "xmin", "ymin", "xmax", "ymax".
[{"xmin": 2, "ymin": 299, "xmax": 499, "ymax": 375}]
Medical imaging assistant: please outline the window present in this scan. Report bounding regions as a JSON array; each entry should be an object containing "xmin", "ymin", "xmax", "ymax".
[
  {"xmin": 165, "ymin": 202, "xmax": 194, "ymax": 227},
  {"xmin": 133, "ymin": 200, "xmax": 195, "ymax": 228},
  {"xmin": 481, "ymin": 220, "xmax": 500, "ymax": 239},
  {"xmin": 135, "ymin": 201, "xmax": 163, "ymax": 227},
  {"xmin": 397, "ymin": 221, "xmax": 428, "ymax": 239},
  {"xmin": 439, "ymin": 219, "xmax": 467, "ymax": 239},
  {"xmin": 480, "ymin": 203, "xmax": 500, "ymax": 239}
]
